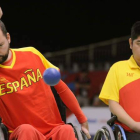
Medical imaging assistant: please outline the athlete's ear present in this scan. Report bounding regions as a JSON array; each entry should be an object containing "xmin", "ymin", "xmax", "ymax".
[
  {"xmin": 6, "ymin": 33, "xmax": 11, "ymax": 44},
  {"xmin": 129, "ymin": 38, "xmax": 133, "ymax": 49}
]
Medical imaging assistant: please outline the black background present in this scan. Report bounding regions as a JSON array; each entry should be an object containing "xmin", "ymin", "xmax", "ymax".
[{"xmin": 0, "ymin": 1, "xmax": 138, "ymax": 53}]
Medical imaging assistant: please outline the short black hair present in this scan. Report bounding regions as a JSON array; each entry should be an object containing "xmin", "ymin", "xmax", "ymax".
[
  {"xmin": 0, "ymin": 20, "xmax": 7, "ymax": 37},
  {"xmin": 131, "ymin": 21, "xmax": 140, "ymax": 41}
]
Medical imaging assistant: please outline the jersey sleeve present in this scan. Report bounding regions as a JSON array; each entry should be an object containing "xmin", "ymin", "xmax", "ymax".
[
  {"xmin": 54, "ymin": 80, "xmax": 87, "ymax": 123},
  {"xmin": 99, "ymin": 63, "xmax": 119, "ymax": 105},
  {"xmin": 31, "ymin": 47, "xmax": 59, "ymax": 70}
]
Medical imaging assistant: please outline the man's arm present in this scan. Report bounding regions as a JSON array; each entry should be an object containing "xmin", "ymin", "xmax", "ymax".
[
  {"xmin": 54, "ymin": 80, "xmax": 91, "ymax": 139},
  {"xmin": 0, "ymin": 7, "xmax": 3, "ymax": 19},
  {"xmin": 109, "ymin": 100, "xmax": 140, "ymax": 133}
]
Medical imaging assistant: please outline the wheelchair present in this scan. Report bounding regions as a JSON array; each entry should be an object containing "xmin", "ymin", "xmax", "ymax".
[
  {"xmin": 0, "ymin": 118, "xmax": 8, "ymax": 140},
  {"xmin": 93, "ymin": 115, "xmax": 127, "ymax": 140},
  {"xmin": 0, "ymin": 87, "xmax": 88, "ymax": 140}
]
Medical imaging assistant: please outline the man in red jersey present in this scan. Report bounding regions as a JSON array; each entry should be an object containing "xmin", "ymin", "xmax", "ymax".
[{"xmin": 0, "ymin": 8, "xmax": 91, "ymax": 140}]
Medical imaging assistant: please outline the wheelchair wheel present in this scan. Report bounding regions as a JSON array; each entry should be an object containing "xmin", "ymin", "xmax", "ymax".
[
  {"xmin": 114, "ymin": 124, "xmax": 126, "ymax": 140},
  {"xmin": 0, "ymin": 126, "xmax": 5, "ymax": 140},
  {"xmin": 102, "ymin": 125, "xmax": 115, "ymax": 140},
  {"xmin": 73, "ymin": 126, "xmax": 88, "ymax": 140},
  {"xmin": 93, "ymin": 128, "xmax": 109, "ymax": 140},
  {"xmin": 81, "ymin": 131, "xmax": 88, "ymax": 140}
]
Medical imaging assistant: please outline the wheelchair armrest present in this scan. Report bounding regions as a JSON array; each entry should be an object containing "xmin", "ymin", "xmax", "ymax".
[{"xmin": 107, "ymin": 115, "xmax": 117, "ymax": 126}]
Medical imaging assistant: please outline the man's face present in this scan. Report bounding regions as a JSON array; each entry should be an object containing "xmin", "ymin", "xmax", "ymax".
[{"xmin": 0, "ymin": 29, "xmax": 10, "ymax": 64}]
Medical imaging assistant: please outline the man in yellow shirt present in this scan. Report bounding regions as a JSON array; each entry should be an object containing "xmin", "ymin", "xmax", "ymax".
[{"xmin": 99, "ymin": 21, "xmax": 140, "ymax": 140}]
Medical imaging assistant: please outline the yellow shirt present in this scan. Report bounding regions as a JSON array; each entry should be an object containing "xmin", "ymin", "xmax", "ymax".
[{"xmin": 99, "ymin": 55, "xmax": 140, "ymax": 131}]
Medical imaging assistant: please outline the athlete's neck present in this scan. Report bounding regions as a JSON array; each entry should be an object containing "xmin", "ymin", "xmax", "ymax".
[
  {"xmin": 6, "ymin": 49, "xmax": 12, "ymax": 62},
  {"xmin": 133, "ymin": 56, "xmax": 140, "ymax": 67},
  {"xmin": 2, "ymin": 49, "xmax": 13, "ymax": 66}
]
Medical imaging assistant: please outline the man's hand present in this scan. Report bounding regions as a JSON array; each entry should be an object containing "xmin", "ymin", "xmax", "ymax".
[
  {"xmin": 81, "ymin": 121, "xmax": 91, "ymax": 139},
  {"xmin": 0, "ymin": 7, "xmax": 3, "ymax": 19}
]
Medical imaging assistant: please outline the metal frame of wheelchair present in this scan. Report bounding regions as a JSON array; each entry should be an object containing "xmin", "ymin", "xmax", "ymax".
[{"xmin": 93, "ymin": 116, "xmax": 127, "ymax": 140}]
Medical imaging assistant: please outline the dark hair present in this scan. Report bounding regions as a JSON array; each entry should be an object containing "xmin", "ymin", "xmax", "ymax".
[
  {"xmin": 131, "ymin": 21, "xmax": 140, "ymax": 41},
  {"xmin": 0, "ymin": 20, "xmax": 7, "ymax": 37}
]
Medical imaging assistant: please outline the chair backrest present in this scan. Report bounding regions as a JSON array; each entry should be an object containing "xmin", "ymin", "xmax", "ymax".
[
  {"xmin": 1, "ymin": 124, "xmax": 8, "ymax": 140},
  {"xmin": 0, "ymin": 126, "xmax": 5, "ymax": 140},
  {"xmin": 0, "ymin": 118, "xmax": 8, "ymax": 140},
  {"xmin": 51, "ymin": 87, "xmax": 66, "ymax": 123}
]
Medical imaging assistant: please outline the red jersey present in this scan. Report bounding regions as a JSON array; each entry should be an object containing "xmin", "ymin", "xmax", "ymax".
[{"xmin": 0, "ymin": 47, "xmax": 64, "ymax": 135}]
